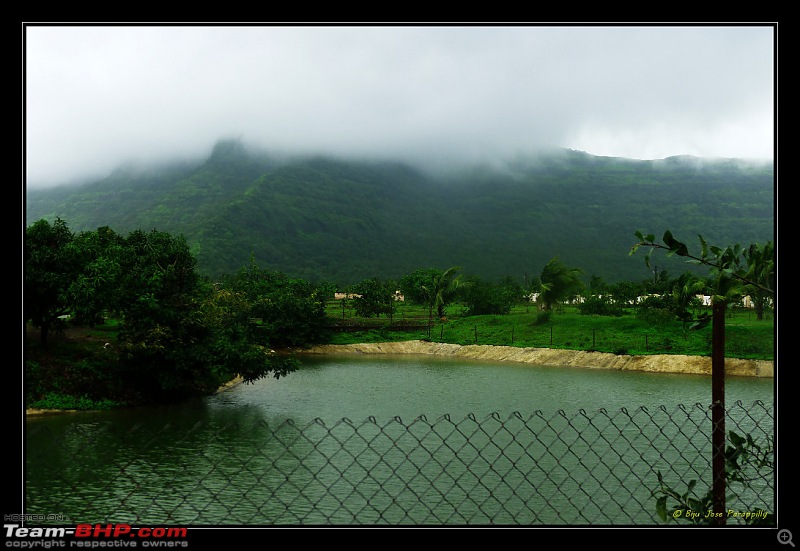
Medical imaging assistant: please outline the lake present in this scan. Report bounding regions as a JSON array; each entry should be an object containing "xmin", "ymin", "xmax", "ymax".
[{"xmin": 25, "ymin": 353, "xmax": 775, "ymax": 526}]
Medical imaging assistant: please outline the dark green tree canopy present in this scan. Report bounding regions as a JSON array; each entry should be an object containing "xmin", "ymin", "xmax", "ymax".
[
  {"xmin": 25, "ymin": 218, "xmax": 75, "ymax": 343},
  {"xmin": 461, "ymin": 275, "xmax": 522, "ymax": 316},
  {"xmin": 24, "ymin": 219, "xmax": 327, "ymax": 405},
  {"xmin": 537, "ymin": 257, "xmax": 584, "ymax": 311},
  {"xmin": 352, "ymin": 277, "xmax": 397, "ymax": 318},
  {"xmin": 400, "ymin": 266, "xmax": 464, "ymax": 321}
]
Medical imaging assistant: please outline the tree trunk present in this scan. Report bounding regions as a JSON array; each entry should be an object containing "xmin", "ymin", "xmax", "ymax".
[
  {"xmin": 39, "ymin": 320, "xmax": 51, "ymax": 347},
  {"xmin": 711, "ymin": 300, "xmax": 726, "ymax": 525}
]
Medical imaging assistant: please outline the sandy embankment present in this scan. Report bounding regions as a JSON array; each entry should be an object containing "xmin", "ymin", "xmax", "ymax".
[
  {"xmin": 299, "ymin": 340, "xmax": 774, "ymax": 378},
  {"xmin": 26, "ymin": 341, "xmax": 772, "ymax": 416}
]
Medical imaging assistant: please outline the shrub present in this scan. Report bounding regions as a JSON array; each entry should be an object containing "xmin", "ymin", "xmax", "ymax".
[
  {"xmin": 531, "ymin": 310, "xmax": 552, "ymax": 326},
  {"xmin": 28, "ymin": 392, "xmax": 122, "ymax": 411},
  {"xmin": 636, "ymin": 307, "xmax": 675, "ymax": 325},
  {"xmin": 578, "ymin": 296, "xmax": 625, "ymax": 316}
]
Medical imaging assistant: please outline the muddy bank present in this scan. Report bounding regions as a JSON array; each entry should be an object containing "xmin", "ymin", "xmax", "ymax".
[
  {"xmin": 300, "ymin": 340, "xmax": 774, "ymax": 378},
  {"xmin": 26, "ymin": 342, "xmax": 771, "ymax": 416}
]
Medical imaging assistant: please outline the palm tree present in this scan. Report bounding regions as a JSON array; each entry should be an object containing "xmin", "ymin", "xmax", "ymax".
[
  {"xmin": 537, "ymin": 257, "xmax": 584, "ymax": 311},
  {"xmin": 420, "ymin": 266, "xmax": 464, "ymax": 323}
]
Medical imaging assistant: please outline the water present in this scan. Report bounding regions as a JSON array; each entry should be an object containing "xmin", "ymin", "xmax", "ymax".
[
  {"xmin": 209, "ymin": 354, "xmax": 774, "ymax": 422},
  {"xmin": 25, "ymin": 354, "xmax": 775, "ymax": 526}
]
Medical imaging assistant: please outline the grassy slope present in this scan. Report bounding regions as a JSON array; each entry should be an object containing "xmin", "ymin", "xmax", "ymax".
[
  {"xmin": 324, "ymin": 302, "xmax": 775, "ymax": 361},
  {"xmin": 24, "ymin": 303, "xmax": 773, "ymax": 410}
]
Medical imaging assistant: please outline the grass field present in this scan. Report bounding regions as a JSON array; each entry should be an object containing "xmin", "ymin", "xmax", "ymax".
[{"xmin": 324, "ymin": 300, "xmax": 775, "ymax": 361}]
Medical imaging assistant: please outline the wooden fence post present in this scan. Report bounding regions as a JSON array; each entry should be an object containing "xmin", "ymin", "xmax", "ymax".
[{"xmin": 711, "ymin": 301, "xmax": 727, "ymax": 525}]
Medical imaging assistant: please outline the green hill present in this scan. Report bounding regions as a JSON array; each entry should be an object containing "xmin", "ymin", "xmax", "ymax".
[{"xmin": 25, "ymin": 139, "xmax": 775, "ymax": 285}]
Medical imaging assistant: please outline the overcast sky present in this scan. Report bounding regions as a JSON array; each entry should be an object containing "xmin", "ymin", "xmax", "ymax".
[{"xmin": 24, "ymin": 24, "xmax": 776, "ymax": 189}]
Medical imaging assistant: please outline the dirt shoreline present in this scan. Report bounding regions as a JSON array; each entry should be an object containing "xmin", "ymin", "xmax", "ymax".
[
  {"xmin": 298, "ymin": 340, "xmax": 774, "ymax": 378},
  {"xmin": 26, "ymin": 340, "xmax": 773, "ymax": 416}
]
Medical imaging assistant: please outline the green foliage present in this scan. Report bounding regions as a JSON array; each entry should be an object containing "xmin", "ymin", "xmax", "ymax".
[
  {"xmin": 634, "ymin": 231, "xmax": 777, "ymax": 526},
  {"xmin": 26, "ymin": 144, "xmax": 774, "ymax": 285},
  {"xmin": 652, "ymin": 431, "xmax": 775, "ymax": 525},
  {"xmin": 24, "ymin": 339, "xmax": 129, "ymax": 407},
  {"xmin": 631, "ymin": 231, "xmax": 776, "ymax": 349},
  {"xmin": 632, "ymin": 230, "xmax": 775, "ymax": 304},
  {"xmin": 24, "ymin": 218, "xmax": 81, "ymax": 345},
  {"xmin": 220, "ymin": 259, "xmax": 330, "ymax": 348},
  {"xmin": 400, "ymin": 268, "xmax": 443, "ymax": 305},
  {"xmin": 532, "ymin": 310, "xmax": 552, "ymax": 326},
  {"xmin": 461, "ymin": 276, "xmax": 522, "ymax": 316},
  {"xmin": 537, "ymin": 257, "xmax": 584, "ymax": 311},
  {"xmin": 577, "ymin": 295, "xmax": 625, "ymax": 317},
  {"xmin": 196, "ymin": 286, "xmax": 298, "ymax": 385},
  {"xmin": 635, "ymin": 304, "xmax": 676, "ymax": 325},
  {"xmin": 324, "ymin": 303, "xmax": 772, "ymax": 359},
  {"xmin": 28, "ymin": 393, "xmax": 123, "ymax": 411},
  {"xmin": 400, "ymin": 266, "xmax": 464, "ymax": 321},
  {"xmin": 23, "ymin": 220, "xmax": 327, "ymax": 406},
  {"xmin": 352, "ymin": 277, "xmax": 397, "ymax": 319},
  {"xmin": 741, "ymin": 241, "xmax": 776, "ymax": 321},
  {"xmin": 606, "ymin": 280, "xmax": 645, "ymax": 307},
  {"xmin": 259, "ymin": 287, "xmax": 329, "ymax": 348},
  {"xmin": 24, "ymin": 212, "xmax": 776, "ymax": 410},
  {"xmin": 112, "ymin": 229, "xmax": 216, "ymax": 402},
  {"xmin": 68, "ymin": 226, "xmax": 126, "ymax": 325}
]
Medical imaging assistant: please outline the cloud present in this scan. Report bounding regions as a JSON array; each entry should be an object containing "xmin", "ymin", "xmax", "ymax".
[{"xmin": 24, "ymin": 24, "xmax": 775, "ymax": 188}]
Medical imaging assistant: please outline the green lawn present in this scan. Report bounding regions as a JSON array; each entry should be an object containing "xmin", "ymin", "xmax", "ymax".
[{"xmin": 324, "ymin": 301, "xmax": 775, "ymax": 361}]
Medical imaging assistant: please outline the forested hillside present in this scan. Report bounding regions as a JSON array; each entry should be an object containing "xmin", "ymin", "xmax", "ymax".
[{"xmin": 25, "ymin": 139, "xmax": 774, "ymax": 285}]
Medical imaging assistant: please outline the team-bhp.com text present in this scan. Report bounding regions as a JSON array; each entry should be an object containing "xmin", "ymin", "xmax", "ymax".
[{"xmin": 5, "ymin": 524, "xmax": 188, "ymax": 548}]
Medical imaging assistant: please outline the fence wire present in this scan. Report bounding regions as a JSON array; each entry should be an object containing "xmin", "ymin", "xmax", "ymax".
[{"xmin": 25, "ymin": 400, "xmax": 774, "ymax": 526}]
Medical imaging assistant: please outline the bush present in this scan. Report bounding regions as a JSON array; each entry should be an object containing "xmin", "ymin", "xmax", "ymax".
[
  {"xmin": 532, "ymin": 310, "xmax": 552, "ymax": 326},
  {"xmin": 635, "ymin": 295, "xmax": 680, "ymax": 325},
  {"xmin": 461, "ymin": 278, "xmax": 517, "ymax": 316},
  {"xmin": 28, "ymin": 392, "xmax": 122, "ymax": 411},
  {"xmin": 578, "ymin": 296, "xmax": 625, "ymax": 316},
  {"xmin": 636, "ymin": 307, "xmax": 676, "ymax": 325}
]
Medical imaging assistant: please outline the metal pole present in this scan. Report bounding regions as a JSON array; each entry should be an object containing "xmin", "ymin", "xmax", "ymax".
[{"xmin": 711, "ymin": 300, "xmax": 726, "ymax": 525}]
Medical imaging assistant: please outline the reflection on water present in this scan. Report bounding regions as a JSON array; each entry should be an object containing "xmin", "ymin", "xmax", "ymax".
[
  {"xmin": 26, "ymin": 355, "xmax": 775, "ymax": 526},
  {"xmin": 209, "ymin": 354, "xmax": 773, "ymax": 423}
]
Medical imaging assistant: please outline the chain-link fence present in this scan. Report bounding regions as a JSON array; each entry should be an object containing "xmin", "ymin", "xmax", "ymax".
[{"xmin": 25, "ymin": 400, "xmax": 774, "ymax": 526}]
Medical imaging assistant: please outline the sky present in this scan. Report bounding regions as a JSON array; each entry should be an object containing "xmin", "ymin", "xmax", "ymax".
[{"xmin": 24, "ymin": 24, "xmax": 776, "ymax": 189}]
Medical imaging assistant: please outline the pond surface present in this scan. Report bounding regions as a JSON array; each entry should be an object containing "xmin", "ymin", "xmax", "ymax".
[
  {"xmin": 208, "ymin": 353, "xmax": 774, "ymax": 422},
  {"xmin": 25, "ymin": 354, "xmax": 775, "ymax": 526}
]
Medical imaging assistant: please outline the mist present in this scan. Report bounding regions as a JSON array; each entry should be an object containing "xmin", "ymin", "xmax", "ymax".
[{"xmin": 24, "ymin": 25, "xmax": 775, "ymax": 189}]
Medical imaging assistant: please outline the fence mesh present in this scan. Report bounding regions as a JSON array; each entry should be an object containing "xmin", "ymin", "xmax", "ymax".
[{"xmin": 25, "ymin": 400, "xmax": 774, "ymax": 526}]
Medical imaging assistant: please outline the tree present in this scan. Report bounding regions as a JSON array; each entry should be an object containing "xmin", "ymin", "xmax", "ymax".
[
  {"xmin": 24, "ymin": 218, "xmax": 80, "ymax": 346},
  {"xmin": 537, "ymin": 257, "xmax": 584, "ymax": 311},
  {"xmin": 606, "ymin": 280, "xmax": 644, "ymax": 307},
  {"xmin": 113, "ymin": 229, "xmax": 212, "ymax": 402},
  {"xmin": 24, "ymin": 221, "xmax": 315, "ymax": 405},
  {"xmin": 423, "ymin": 266, "xmax": 464, "ymax": 322},
  {"xmin": 352, "ymin": 277, "xmax": 396, "ymax": 319},
  {"xmin": 68, "ymin": 226, "xmax": 125, "ymax": 325},
  {"xmin": 741, "ymin": 241, "xmax": 775, "ymax": 320},
  {"xmin": 198, "ymin": 284, "xmax": 297, "ymax": 386},
  {"xmin": 258, "ymin": 278, "xmax": 329, "ymax": 347},
  {"xmin": 461, "ymin": 275, "xmax": 521, "ymax": 316},
  {"xmin": 631, "ymin": 229, "xmax": 775, "ymax": 525},
  {"xmin": 588, "ymin": 275, "xmax": 608, "ymax": 295},
  {"xmin": 631, "ymin": 231, "xmax": 774, "ymax": 330},
  {"xmin": 400, "ymin": 266, "xmax": 465, "ymax": 323},
  {"xmin": 220, "ymin": 258, "xmax": 329, "ymax": 348},
  {"xmin": 399, "ymin": 268, "xmax": 440, "ymax": 305}
]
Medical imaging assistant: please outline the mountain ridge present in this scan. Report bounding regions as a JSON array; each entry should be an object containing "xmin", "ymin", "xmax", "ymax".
[{"xmin": 25, "ymin": 139, "xmax": 775, "ymax": 285}]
